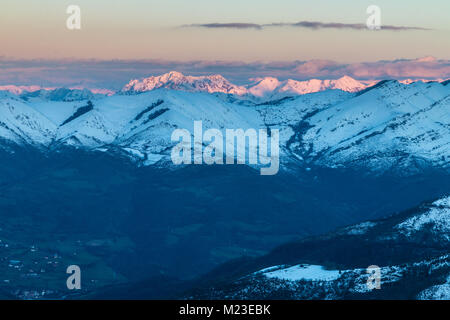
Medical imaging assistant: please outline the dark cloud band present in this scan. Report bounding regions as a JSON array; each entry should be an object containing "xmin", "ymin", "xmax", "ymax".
[{"xmin": 185, "ymin": 21, "xmax": 430, "ymax": 31}]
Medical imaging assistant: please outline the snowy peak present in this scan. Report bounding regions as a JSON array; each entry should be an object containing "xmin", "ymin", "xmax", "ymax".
[
  {"xmin": 396, "ymin": 196, "xmax": 450, "ymax": 241},
  {"xmin": 0, "ymin": 76, "xmax": 449, "ymax": 174},
  {"xmin": 244, "ymin": 75, "xmax": 372, "ymax": 100},
  {"xmin": 122, "ymin": 72, "xmax": 376, "ymax": 99},
  {"xmin": 121, "ymin": 72, "xmax": 450, "ymax": 101},
  {"xmin": 0, "ymin": 95, "xmax": 56, "ymax": 146},
  {"xmin": 330, "ymin": 76, "xmax": 369, "ymax": 92},
  {"xmin": 0, "ymin": 86, "xmax": 114, "ymax": 101},
  {"xmin": 122, "ymin": 71, "xmax": 247, "ymax": 95},
  {"xmin": 21, "ymin": 88, "xmax": 96, "ymax": 102},
  {"xmin": 278, "ymin": 76, "xmax": 370, "ymax": 94},
  {"xmin": 0, "ymin": 85, "xmax": 46, "ymax": 95},
  {"xmin": 185, "ymin": 194, "xmax": 450, "ymax": 300},
  {"xmin": 246, "ymin": 77, "xmax": 281, "ymax": 97},
  {"xmin": 296, "ymin": 79, "xmax": 450, "ymax": 170}
]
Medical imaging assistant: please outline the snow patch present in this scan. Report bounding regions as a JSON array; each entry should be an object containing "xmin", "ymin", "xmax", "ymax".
[
  {"xmin": 417, "ymin": 274, "xmax": 450, "ymax": 300},
  {"xmin": 396, "ymin": 196, "xmax": 450, "ymax": 239},
  {"xmin": 260, "ymin": 264, "xmax": 342, "ymax": 282},
  {"xmin": 345, "ymin": 221, "xmax": 377, "ymax": 235}
]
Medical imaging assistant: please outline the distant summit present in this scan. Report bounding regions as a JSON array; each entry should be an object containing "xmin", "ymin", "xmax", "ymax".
[
  {"xmin": 121, "ymin": 72, "xmax": 377, "ymax": 99},
  {"xmin": 246, "ymin": 75, "xmax": 376, "ymax": 99},
  {"xmin": 122, "ymin": 71, "xmax": 247, "ymax": 95},
  {"xmin": 0, "ymin": 85, "xmax": 114, "ymax": 101}
]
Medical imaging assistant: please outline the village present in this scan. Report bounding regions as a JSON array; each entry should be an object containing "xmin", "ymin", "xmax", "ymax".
[{"xmin": 0, "ymin": 225, "xmax": 129, "ymax": 299}]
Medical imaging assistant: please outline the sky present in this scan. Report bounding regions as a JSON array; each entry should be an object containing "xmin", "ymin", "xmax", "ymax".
[{"xmin": 0, "ymin": 0, "xmax": 449, "ymax": 88}]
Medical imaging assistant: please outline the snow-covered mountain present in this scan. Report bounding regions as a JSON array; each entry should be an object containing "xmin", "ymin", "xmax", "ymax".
[
  {"xmin": 121, "ymin": 72, "xmax": 376, "ymax": 99},
  {"xmin": 1, "ymin": 75, "xmax": 449, "ymax": 300},
  {"xmin": 76, "ymin": 194, "xmax": 450, "ymax": 299},
  {"xmin": 0, "ymin": 93, "xmax": 56, "ymax": 147},
  {"xmin": 246, "ymin": 75, "xmax": 375, "ymax": 100},
  {"xmin": 186, "ymin": 195, "xmax": 450, "ymax": 300},
  {"xmin": 297, "ymin": 80, "xmax": 450, "ymax": 171},
  {"xmin": 0, "ymin": 79, "xmax": 449, "ymax": 173},
  {"xmin": 0, "ymin": 86, "xmax": 114, "ymax": 101},
  {"xmin": 20, "ymin": 88, "xmax": 110, "ymax": 102},
  {"xmin": 122, "ymin": 71, "xmax": 247, "ymax": 96},
  {"xmin": 250, "ymin": 79, "xmax": 450, "ymax": 172},
  {"xmin": 0, "ymin": 85, "xmax": 47, "ymax": 95}
]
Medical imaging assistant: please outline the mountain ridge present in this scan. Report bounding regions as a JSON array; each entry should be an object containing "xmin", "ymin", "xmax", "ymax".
[
  {"xmin": 0, "ymin": 78, "xmax": 449, "ymax": 174},
  {"xmin": 2, "ymin": 72, "xmax": 448, "ymax": 102},
  {"xmin": 182, "ymin": 195, "xmax": 450, "ymax": 300},
  {"xmin": 121, "ymin": 72, "xmax": 376, "ymax": 99}
]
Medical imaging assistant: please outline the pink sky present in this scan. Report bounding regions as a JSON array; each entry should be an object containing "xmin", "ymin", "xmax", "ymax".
[{"xmin": 0, "ymin": 57, "xmax": 449, "ymax": 90}]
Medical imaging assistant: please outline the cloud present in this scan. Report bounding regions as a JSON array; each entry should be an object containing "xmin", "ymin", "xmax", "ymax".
[
  {"xmin": 183, "ymin": 21, "xmax": 430, "ymax": 31},
  {"xmin": 0, "ymin": 57, "xmax": 448, "ymax": 89},
  {"xmin": 292, "ymin": 57, "xmax": 450, "ymax": 79},
  {"xmin": 272, "ymin": 21, "xmax": 429, "ymax": 31}
]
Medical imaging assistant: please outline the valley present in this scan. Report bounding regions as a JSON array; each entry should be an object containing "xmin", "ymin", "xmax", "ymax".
[{"xmin": 0, "ymin": 74, "xmax": 449, "ymax": 299}]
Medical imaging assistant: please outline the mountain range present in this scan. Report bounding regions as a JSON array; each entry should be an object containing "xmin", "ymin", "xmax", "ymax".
[
  {"xmin": 0, "ymin": 73, "xmax": 448, "ymax": 173},
  {"xmin": 0, "ymin": 72, "xmax": 449, "ymax": 299},
  {"xmin": 181, "ymin": 195, "xmax": 450, "ymax": 300},
  {"xmin": 2, "ymin": 72, "xmax": 447, "ymax": 101},
  {"xmin": 121, "ymin": 71, "xmax": 378, "ymax": 100}
]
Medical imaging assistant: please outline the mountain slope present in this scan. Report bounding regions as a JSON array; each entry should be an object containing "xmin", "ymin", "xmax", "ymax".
[
  {"xmin": 185, "ymin": 195, "xmax": 450, "ymax": 300},
  {"xmin": 0, "ymin": 79, "xmax": 448, "ymax": 175},
  {"xmin": 247, "ymin": 75, "xmax": 373, "ymax": 100},
  {"xmin": 0, "ymin": 94, "xmax": 56, "ymax": 147},
  {"xmin": 1, "ymin": 79, "xmax": 449, "ymax": 300},
  {"xmin": 122, "ymin": 71, "xmax": 247, "ymax": 96},
  {"xmin": 0, "ymin": 86, "xmax": 113, "ymax": 101},
  {"xmin": 285, "ymin": 80, "xmax": 450, "ymax": 171}
]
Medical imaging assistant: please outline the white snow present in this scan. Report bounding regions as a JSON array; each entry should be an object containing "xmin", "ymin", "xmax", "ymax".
[
  {"xmin": 0, "ymin": 85, "xmax": 45, "ymax": 95},
  {"xmin": 0, "ymin": 96, "xmax": 56, "ymax": 145},
  {"xmin": 260, "ymin": 264, "xmax": 342, "ymax": 282},
  {"xmin": 396, "ymin": 196, "xmax": 450, "ymax": 239},
  {"xmin": 144, "ymin": 153, "xmax": 164, "ymax": 165},
  {"xmin": 29, "ymin": 100, "xmax": 82, "ymax": 125},
  {"xmin": 122, "ymin": 72, "xmax": 372, "ymax": 101},
  {"xmin": 301, "ymin": 80, "xmax": 450, "ymax": 169},
  {"xmin": 122, "ymin": 71, "xmax": 247, "ymax": 96},
  {"xmin": 345, "ymin": 221, "xmax": 377, "ymax": 235},
  {"xmin": 418, "ymin": 274, "xmax": 450, "ymax": 300},
  {"xmin": 123, "ymin": 148, "xmax": 145, "ymax": 159},
  {"xmin": 0, "ymin": 86, "xmax": 112, "ymax": 100},
  {"xmin": 0, "ymin": 77, "xmax": 448, "ymax": 174}
]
